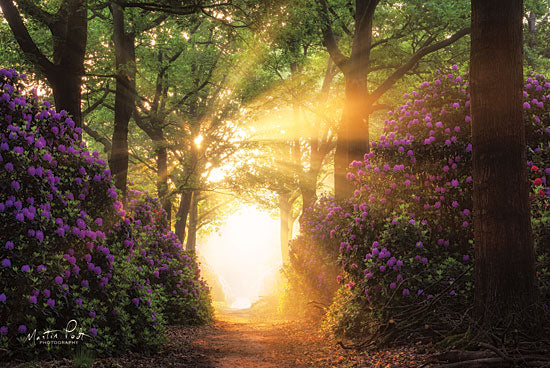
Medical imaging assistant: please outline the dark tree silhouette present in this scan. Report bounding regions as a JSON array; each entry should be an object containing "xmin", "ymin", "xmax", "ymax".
[
  {"xmin": 470, "ymin": 0, "xmax": 536, "ymax": 324},
  {"xmin": 0, "ymin": 0, "xmax": 87, "ymax": 127}
]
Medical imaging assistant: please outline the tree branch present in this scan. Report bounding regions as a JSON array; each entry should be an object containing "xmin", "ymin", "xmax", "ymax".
[
  {"xmin": 317, "ymin": 0, "xmax": 349, "ymax": 71},
  {"xmin": 0, "ymin": 0, "xmax": 54, "ymax": 74},
  {"xmin": 370, "ymin": 28, "xmax": 470, "ymax": 104},
  {"xmin": 83, "ymin": 82, "xmax": 110, "ymax": 117},
  {"xmin": 81, "ymin": 123, "xmax": 112, "ymax": 153}
]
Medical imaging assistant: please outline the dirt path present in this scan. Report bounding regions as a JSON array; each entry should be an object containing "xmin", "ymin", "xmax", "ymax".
[
  {"xmin": 187, "ymin": 309, "xmax": 361, "ymax": 367},
  {"xmin": 14, "ymin": 307, "xmax": 429, "ymax": 367},
  {"xmin": 92, "ymin": 308, "xmax": 428, "ymax": 368}
]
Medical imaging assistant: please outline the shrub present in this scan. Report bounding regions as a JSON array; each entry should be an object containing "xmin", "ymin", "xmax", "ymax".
[
  {"xmin": 0, "ymin": 69, "xmax": 211, "ymax": 360},
  {"xmin": 289, "ymin": 67, "xmax": 550, "ymax": 344}
]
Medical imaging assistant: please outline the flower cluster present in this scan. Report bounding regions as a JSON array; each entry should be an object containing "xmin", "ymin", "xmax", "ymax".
[
  {"xmin": 0, "ymin": 69, "xmax": 211, "ymax": 359},
  {"xmin": 291, "ymin": 67, "xmax": 550, "ymax": 341}
]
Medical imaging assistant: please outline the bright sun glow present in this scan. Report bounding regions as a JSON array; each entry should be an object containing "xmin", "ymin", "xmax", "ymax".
[
  {"xmin": 198, "ymin": 205, "xmax": 281, "ymax": 310},
  {"xmin": 194, "ymin": 134, "xmax": 204, "ymax": 147}
]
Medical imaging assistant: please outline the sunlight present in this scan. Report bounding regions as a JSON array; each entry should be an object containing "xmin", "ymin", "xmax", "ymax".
[
  {"xmin": 230, "ymin": 297, "xmax": 252, "ymax": 310},
  {"xmin": 194, "ymin": 134, "xmax": 204, "ymax": 147},
  {"xmin": 198, "ymin": 205, "xmax": 281, "ymax": 310}
]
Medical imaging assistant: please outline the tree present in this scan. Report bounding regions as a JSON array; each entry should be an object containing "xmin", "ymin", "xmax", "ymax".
[
  {"xmin": 316, "ymin": 0, "xmax": 470, "ymax": 199},
  {"xmin": 0, "ymin": 0, "xmax": 87, "ymax": 127},
  {"xmin": 470, "ymin": 0, "xmax": 536, "ymax": 325}
]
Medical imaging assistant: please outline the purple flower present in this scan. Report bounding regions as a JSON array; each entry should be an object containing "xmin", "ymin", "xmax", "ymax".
[
  {"xmin": 403, "ymin": 289, "xmax": 410, "ymax": 296},
  {"xmin": 89, "ymin": 311, "xmax": 96, "ymax": 318},
  {"xmin": 4, "ymin": 162, "xmax": 13, "ymax": 172},
  {"xmin": 76, "ymin": 218, "xmax": 86, "ymax": 229},
  {"xmin": 43, "ymin": 289, "xmax": 51, "ymax": 298},
  {"xmin": 2, "ymin": 259, "xmax": 11, "ymax": 267},
  {"xmin": 18, "ymin": 325, "xmax": 27, "ymax": 334},
  {"xmin": 81, "ymin": 280, "xmax": 89, "ymax": 288},
  {"xmin": 132, "ymin": 298, "xmax": 140, "ymax": 306},
  {"xmin": 94, "ymin": 218, "xmax": 103, "ymax": 226},
  {"xmin": 21, "ymin": 265, "xmax": 30, "ymax": 272},
  {"xmin": 75, "ymin": 298, "xmax": 82, "ymax": 306},
  {"xmin": 47, "ymin": 298, "xmax": 55, "ymax": 308},
  {"xmin": 54, "ymin": 276, "xmax": 63, "ymax": 284},
  {"xmin": 0, "ymin": 326, "xmax": 7, "ymax": 335},
  {"xmin": 29, "ymin": 295, "xmax": 37, "ymax": 304},
  {"xmin": 90, "ymin": 328, "xmax": 97, "ymax": 337},
  {"xmin": 108, "ymin": 187, "xmax": 117, "ymax": 199},
  {"xmin": 37, "ymin": 264, "xmax": 45, "ymax": 272},
  {"xmin": 5, "ymin": 241, "xmax": 14, "ymax": 250},
  {"xmin": 0, "ymin": 293, "xmax": 6, "ymax": 302}
]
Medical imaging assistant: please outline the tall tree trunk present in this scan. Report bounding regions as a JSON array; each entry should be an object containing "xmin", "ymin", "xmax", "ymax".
[
  {"xmin": 471, "ymin": 0, "xmax": 536, "ymax": 325},
  {"xmin": 279, "ymin": 192, "xmax": 292, "ymax": 264},
  {"xmin": 332, "ymin": 0, "xmax": 375, "ymax": 200},
  {"xmin": 109, "ymin": 2, "xmax": 135, "ymax": 196},
  {"xmin": 185, "ymin": 191, "xmax": 198, "ymax": 252},
  {"xmin": 528, "ymin": 11, "xmax": 536, "ymax": 49},
  {"xmin": 175, "ymin": 191, "xmax": 193, "ymax": 243},
  {"xmin": 155, "ymin": 140, "xmax": 171, "ymax": 225},
  {"xmin": 50, "ymin": 70, "xmax": 83, "ymax": 127}
]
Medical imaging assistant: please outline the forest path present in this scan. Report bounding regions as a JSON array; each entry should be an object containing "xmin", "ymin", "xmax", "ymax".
[
  {"xmin": 185, "ymin": 307, "xmax": 359, "ymax": 368},
  {"xmin": 78, "ymin": 304, "xmax": 427, "ymax": 368}
]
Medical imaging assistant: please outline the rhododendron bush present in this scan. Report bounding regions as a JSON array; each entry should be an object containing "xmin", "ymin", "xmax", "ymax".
[
  {"xmin": 287, "ymin": 67, "xmax": 550, "ymax": 343},
  {"xmin": 0, "ymin": 69, "xmax": 212, "ymax": 359}
]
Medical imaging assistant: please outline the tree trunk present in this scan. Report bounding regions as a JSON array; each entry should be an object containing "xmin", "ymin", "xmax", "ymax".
[
  {"xmin": 470, "ymin": 0, "xmax": 536, "ymax": 325},
  {"xmin": 49, "ymin": 69, "xmax": 84, "ymax": 128},
  {"xmin": 528, "ymin": 11, "xmax": 536, "ymax": 49},
  {"xmin": 109, "ymin": 2, "xmax": 135, "ymax": 196},
  {"xmin": 175, "ymin": 191, "xmax": 193, "ymax": 243},
  {"xmin": 185, "ymin": 191, "xmax": 198, "ymax": 252},
  {"xmin": 0, "ymin": 0, "xmax": 87, "ymax": 127},
  {"xmin": 155, "ymin": 140, "xmax": 171, "ymax": 225},
  {"xmin": 279, "ymin": 192, "xmax": 292, "ymax": 264},
  {"xmin": 333, "ymin": 0, "xmax": 374, "ymax": 200}
]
